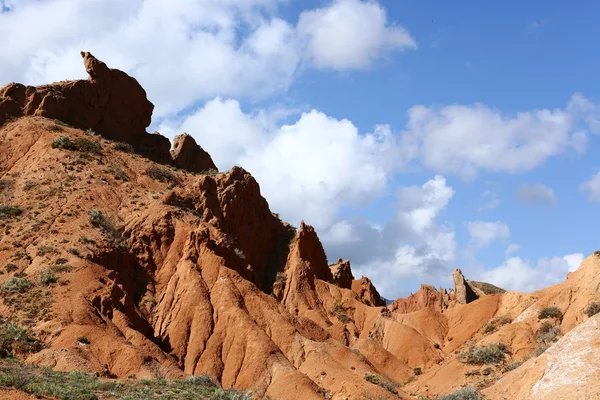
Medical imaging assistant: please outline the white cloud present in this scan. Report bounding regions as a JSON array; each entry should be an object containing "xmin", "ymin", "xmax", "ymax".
[
  {"xmin": 159, "ymin": 98, "xmax": 409, "ymax": 229},
  {"xmin": 516, "ymin": 183, "xmax": 556, "ymax": 206},
  {"xmin": 505, "ymin": 243, "xmax": 520, "ymax": 256},
  {"xmin": 297, "ymin": 0, "xmax": 416, "ymax": 70},
  {"xmin": 465, "ymin": 221, "xmax": 510, "ymax": 251},
  {"xmin": 478, "ymin": 253, "xmax": 585, "ymax": 293},
  {"xmin": 403, "ymin": 95, "xmax": 597, "ymax": 180},
  {"xmin": 0, "ymin": 0, "xmax": 415, "ymax": 118},
  {"xmin": 346, "ymin": 176, "xmax": 457, "ymax": 295},
  {"xmin": 580, "ymin": 171, "xmax": 600, "ymax": 203}
]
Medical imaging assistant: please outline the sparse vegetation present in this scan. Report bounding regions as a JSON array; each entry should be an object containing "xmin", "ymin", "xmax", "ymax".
[
  {"xmin": 113, "ymin": 142, "xmax": 135, "ymax": 153},
  {"xmin": 1, "ymin": 277, "xmax": 33, "ymax": 294},
  {"xmin": 413, "ymin": 367, "xmax": 422, "ymax": 376},
  {"xmin": 585, "ymin": 301, "xmax": 600, "ymax": 317},
  {"xmin": 458, "ymin": 343, "xmax": 508, "ymax": 365},
  {"xmin": 0, "ymin": 359, "xmax": 252, "ymax": 399},
  {"xmin": 439, "ymin": 386, "xmax": 486, "ymax": 400},
  {"xmin": 481, "ymin": 315, "xmax": 512, "ymax": 335},
  {"xmin": 5, "ymin": 264, "xmax": 17, "ymax": 273},
  {"xmin": 88, "ymin": 209, "xmax": 127, "ymax": 250},
  {"xmin": 0, "ymin": 320, "xmax": 43, "ymax": 357},
  {"xmin": 537, "ymin": 326, "xmax": 561, "ymax": 346},
  {"xmin": 538, "ymin": 306, "xmax": 563, "ymax": 321},
  {"xmin": 332, "ymin": 301, "xmax": 353, "ymax": 324},
  {"xmin": 38, "ymin": 269, "xmax": 58, "ymax": 286},
  {"xmin": 145, "ymin": 165, "xmax": 180, "ymax": 185},
  {"xmin": 52, "ymin": 136, "xmax": 102, "ymax": 155},
  {"xmin": 363, "ymin": 372, "xmax": 380, "ymax": 385},
  {"xmin": 0, "ymin": 205, "xmax": 22, "ymax": 220}
]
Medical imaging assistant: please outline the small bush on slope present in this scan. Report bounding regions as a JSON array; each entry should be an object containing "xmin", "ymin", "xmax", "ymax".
[
  {"xmin": 0, "ymin": 205, "xmax": 22, "ymax": 220},
  {"xmin": 538, "ymin": 306, "xmax": 563, "ymax": 321},
  {"xmin": 458, "ymin": 343, "xmax": 507, "ymax": 365},
  {"xmin": 585, "ymin": 301, "xmax": 600, "ymax": 317},
  {"xmin": 52, "ymin": 136, "xmax": 102, "ymax": 154},
  {"xmin": 439, "ymin": 386, "xmax": 486, "ymax": 400}
]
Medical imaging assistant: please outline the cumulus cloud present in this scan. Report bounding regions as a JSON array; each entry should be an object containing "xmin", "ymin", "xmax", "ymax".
[
  {"xmin": 297, "ymin": 0, "xmax": 416, "ymax": 70},
  {"xmin": 159, "ymin": 98, "xmax": 411, "ymax": 229},
  {"xmin": 340, "ymin": 176, "xmax": 457, "ymax": 295},
  {"xmin": 580, "ymin": 171, "xmax": 600, "ymax": 203},
  {"xmin": 465, "ymin": 221, "xmax": 510, "ymax": 251},
  {"xmin": 478, "ymin": 253, "xmax": 585, "ymax": 293},
  {"xmin": 0, "ymin": 0, "xmax": 415, "ymax": 118},
  {"xmin": 516, "ymin": 183, "xmax": 556, "ymax": 206},
  {"xmin": 403, "ymin": 95, "xmax": 598, "ymax": 180}
]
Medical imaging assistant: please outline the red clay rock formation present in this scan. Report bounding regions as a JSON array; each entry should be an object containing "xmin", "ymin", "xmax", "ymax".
[
  {"xmin": 171, "ymin": 133, "xmax": 217, "ymax": 173},
  {"xmin": 352, "ymin": 277, "xmax": 385, "ymax": 307},
  {"xmin": 329, "ymin": 258, "xmax": 354, "ymax": 289},
  {"xmin": 453, "ymin": 268, "xmax": 479, "ymax": 304},
  {"xmin": 389, "ymin": 284, "xmax": 448, "ymax": 314}
]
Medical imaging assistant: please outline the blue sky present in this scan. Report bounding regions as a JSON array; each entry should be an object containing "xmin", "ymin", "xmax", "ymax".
[{"xmin": 2, "ymin": 0, "xmax": 600, "ymax": 298}]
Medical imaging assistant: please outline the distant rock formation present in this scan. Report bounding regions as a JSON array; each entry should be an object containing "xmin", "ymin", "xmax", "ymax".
[
  {"xmin": 389, "ymin": 284, "xmax": 452, "ymax": 314},
  {"xmin": 453, "ymin": 268, "xmax": 479, "ymax": 304},
  {"xmin": 329, "ymin": 259, "xmax": 354, "ymax": 289},
  {"xmin": 352, "ymin": 277, "xmax": 385, "ymax": 307}
]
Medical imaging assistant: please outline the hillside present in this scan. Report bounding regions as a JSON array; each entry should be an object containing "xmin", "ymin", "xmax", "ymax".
[{"xmin": 0, "ymin": 52, "xmax": 599, "ymax": 400}]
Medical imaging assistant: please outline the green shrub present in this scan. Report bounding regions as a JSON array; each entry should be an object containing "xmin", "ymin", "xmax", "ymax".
[
  {"xmin": 1, "ymin": 277, "xmax": 33, "ymax": 294},
  {"xmin": 538, "ymin": 306, "xmax": 563, "ymax": 320},
  {"xmin": 537, "ymin": 326, "xmax": 561, "ymax": 345},
  {"xmin": 413, "ymin": 367, "xmax": 422, "ymax": 376},
  {"xmin": 38, "ymin": 269, "xmax": 58, "ymax": 286},
  {"xmin": 52, "ymin": 136, "xmax": 102, "ymax": 154},
  {"xmin": 363, "ymin": 372, "xmax": 380, "ymax": 385},
  {"xmin": 439, "ymin": 387, "xmax": 486, "ymax": 400},
  {"xmin": 113, "ymin": 142, "xmax": 135, "ymax": 153},
  {"xmin": 186, "ymin": 374, "xmax": 218, "ymax": 387},
  {"xmin": 0, "ymin": 205, "xmax": 22, "ymax": 219},
  {"xmin": 0, "ymin": 320, "xmax": 43, "ymax": 357},
  {"xmin": 5, "ymin": 263, "xmax": 18, "ymax": 272},
  {"xmin": 145, "ymin": 165, "xmax": 180, "ymax": 185},
  {"xmin": 88, "ymin": 210, "xmax": 127, "ymax": 250},
  {"xmin": 585, "ymin": 301, "xmax": 600, "ymax": 317},
  {"xmin": 458, "ymin": 343, "xmax": 507, "ymax": 365}
]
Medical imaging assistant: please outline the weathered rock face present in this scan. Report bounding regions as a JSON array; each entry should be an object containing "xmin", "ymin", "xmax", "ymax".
[
  {"xmin": 329, "ymin": 258, "xmax": 354, "ymax": 289},
  {"xmin": 484, "ymin": 314, "xmax": 600, "ymax": 399},
  {"xmin": 0, "ymin": 52, "xmax": 153, "ymax": 143},
  {"xmin": 171, "ymin": 133, "xmax": 217, "ymax": 173},
  {"xmin": 453, "ymin": 268, "xmax": 479, "ymax": 304},
  {"xmin": 352, "ymin": 277, "xmax": 385, "ymax": 307},
  {"xmin": 0, "ymin": 51, "xmax": 202, "ymax": 167},
  {"xmin": 389, "ymin": 284, "xmax": 448, "ymax": 314}
]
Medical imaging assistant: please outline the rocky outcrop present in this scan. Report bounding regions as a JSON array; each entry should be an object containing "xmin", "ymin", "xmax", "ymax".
[
  {"xmin": 329, "ymin": 258, "xmax": 354, "ymax": 289},
  {"xmin": 352, "ymin": 277, "xmax": 385, "ymax": 307},
  {"xmin": 467, "ymin": 280, "xmax": 506, "ymax": 296},
  {"xmin": 0, "ymin": 51, "xmax": 210, "ymax": 168},
  {"xmin": 453, "ymin": 268, "xmax": 479, "ymax": 304},
  {"xmin": 0, "ymin": 52, "xmax": 157, "ymax": 156},
  {"xmin": 389, "ymin": 284, "xmax": 450, "ymax": 314},
  {"xmin": 171, "ymin": 133, "xmax": 217, "ymax": 173}
]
